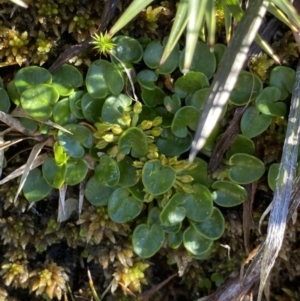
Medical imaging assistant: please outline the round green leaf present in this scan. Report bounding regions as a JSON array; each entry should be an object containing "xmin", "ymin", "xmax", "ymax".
[
  {"xmin": 94, "ymin": 155, "xmax": 120, "ymax": 187},
  {"xmin": 7, "ymin": 80, "xmax": 20, "ymax": 106},
  {"xmin": 228, "ymin": 153, "xmax": 265, "ymax": 184},
  {"xmin": 57, "ymin": 124, "xmax": 94, "ymax": 158},
  {"xmin": 128, "ymin": 180, "xmax": 145, "ymax": 202},
  {"xmin": 53, "ymin": 98, "xmax": 77, "ymax": 125},
  {"xmin": 156, "ymin": 128, "xmax": 192, "ymax": 157},
  {"xmin": 214, "ymin": 43, "xmax": 226, "ymax": 66},
  {"xmin": 137, "ymin": 69, "xmax": 158, "ymax": 90},
  {"xmin": 167, "ymin": 231, "xmax": 183, "ymax": 249},
  {"xmin": 147, "ymin": 207, "xmax": 181, "ymax": 233},
  {"xmin": 183, "ymin": 226, "xmax": 213, "ymax": 256},
  {"xmin": 23, "ymin": 168, "xmax": 52, "ymax": 202},
  {"xmin": 65, "ymin": 158, "xmax": 88, "ymax": 186},
  {"xmin": 192, "ymin": 208, "xmax": 225, "ymax": 240},
  {"xmin": 108, "ymin": 187, "xmax": 143, "ymax": 223},
  {"xmin": 240, "ymin": 106, "xmax": 272, "ymax": 138},
  {"xmin": 69, "ymin": 90, "xmax": 85, "ymax": 119},
  {"xmin": 225, "ymin": 134, "xmax": 255, "ymax": 159},
  {"xmin": 0, "ymin": 88, "xmax": 10, "ymax": 113},
  {"xmin": 171, "ymin": 106, "xmax": 200, "ymax": 138},
  {"xmin": 183, "ymin": 184, "xmax": 213, "ymax": 222},
  {"xmin": 268, "ymin": 163, "xmax": 280, "ymax": 191},
  {"xmin": 42, "ymin": 157, "xmax": 66, "ymax": 189},
  {"xmin": 132, "ymin": 223, "xmax": 164, "ymax": 258},
  {"xmin": 86, "ymin": 59, "xmax": 124, "ymax": 99},
  {"xmin": 14, "ymin": 66, "xmax": 52, "ymax": 94},
  {"xmin": 101, "ymin": 94, "xmax": 132, "ymax": 128},
  {"xmin": 81, "ymin": 93, "xmax": 104, "ymax": 123},
  {"xmin": 269, "ymin": 66, "xmax": 295, "ymax": 100},
  {"xmin": 187, "ymin": 88, "xmax": 209, "ymax": 110},
  {"xmin": 160, "ymin": 193, "xmax": 187, "ymax": 227},
  {"xmin": 174, "ymin": 72, "xmax": 209, "ymax": 98},
  {"xmin": 118, "ymin": 156, "xmax": 139, "ymax": 187},
  {"xmin": 111, "ymin": 35, "xmax": 143, "ymax": 64},
  {"xmin": 179, "ymin": 41, "xmax": 216, "ymax": 80},
  {"xmin": 141, "ymin": 86, "xmax": 165, "ymax": 107},
  {"xmin": 20, "ymin": 84, "xmax": 59, "ymax": 119},
  {"xmin": 255, "ymin": 86, "xmax": 286, "ymax": 116},
  {"xmin": 85, "ymin": 176, "xmax": 116, "ymax": 206},
  {"xmin": 229, "ymin": 71, "xmax": 262, "ymax": 106},
  {"xmin": 192, "ymin": 245, "xmax": 214, "ymax": 260},
  {"xmin": 211, "ymin": 181, "xmax": 248, "ymax": 207},
  {"xmin": 118, "ymin": 127, "xmax": 148, "ymax": 158},
  {"xmin": 142, "ymin": 159, "xmax": 176, "ymax": 195},
  {"xmin": 143, "ymin": 39, "xmax": 179, "ymax": 74},
  {"xmin": 51, "ymin": 64, "xmax": 83, "ymax": 96},
  {"xmin": 164, "ymin": 94, "xmax": 181, "ymax": 114}
]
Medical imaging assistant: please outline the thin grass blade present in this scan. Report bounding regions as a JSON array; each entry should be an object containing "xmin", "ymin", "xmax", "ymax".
[
  {"xmin": 0, "ymin": 153, "xmax": 48, "ymax": 185},
  {"xmin": 0, "ymin": 137, "xmax": 29, "ymax": 151},
  {"xmin": 205, "ymin": 0, "xmax": 216, "ymax": 47},
  {"xmin": 268, "ymin": 2, "xmax": 298, "ymax": 31},
  {"xmin": 108, "ymin": 0, "xmax": 154, "ymax": 36},
  {"xmin": 223, "ymin": 2, "xmax": 233, "ymax": 44},
  {"xmin": 254, "ymin": 34, "xmax": 280, "ymax": 64},
  {"xmin": 183, "ymin": 0, "xmax": 208, "ymax": 72},
  {"xmin": 224, "ymin": 0, "xmax": 280, "ymax": 63},
  {"xmin": 13, "ymin": 139, "xmax": 50, "ymax": 203},
  {"xmin": 189, "ymin": 0, "xmax": 270, "ymax": 162},
  {"xmin": 11, "ymin": 107, "xmax": 73, "ymax": 134},
  {"xmin": 9, "ymin": 0, "xmax": 28, "ymax": 8},
  {"xmin": 272, "ymin": 0, "xmax": 300, "ymax": 29},
  {"xmin": 223, "ymin": 0, "xmax": 243, "ymax": 20},
  {"xmin": 159, "ymin": 0, "xmax": 189, "ymax": 66},
  {"xmin": 78, "ymin": 180, "xmax": 85, "ymax": 215},
  {"xmin": 0, "ymin": 111, "xmax": 45, "ymax": 141},
  {"xmin": 58, "ymin": 184, "xmax": 68, "ymax": 220},
  {"xmin": 257, "ymin": 59, "xmax": 300, "ymax": 301}
]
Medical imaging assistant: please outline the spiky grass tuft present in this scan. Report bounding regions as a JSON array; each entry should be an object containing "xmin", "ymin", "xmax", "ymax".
[{"xmin": 90, "ymin": 32, "xmax": 116, "ymax": 56}]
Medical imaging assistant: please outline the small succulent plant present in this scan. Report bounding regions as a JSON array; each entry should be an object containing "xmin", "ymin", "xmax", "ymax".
[
  {"xmin": 0, "ymin": 24, "xmax": 297, "ymax": 299},
  {"xmin": 1, "ymin": 33, "xmax": 295, "ymax": 261}
]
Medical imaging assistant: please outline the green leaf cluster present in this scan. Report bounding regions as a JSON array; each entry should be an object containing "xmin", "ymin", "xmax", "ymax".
[{"xmin": 0, "ymin": 33, "xmax": 294, "ymax": 261}]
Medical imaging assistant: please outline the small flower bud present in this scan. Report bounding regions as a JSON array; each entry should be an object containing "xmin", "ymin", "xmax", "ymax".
[
  {"xmin": 186, "ymin": 162, "xmax": 199, "ymax": 171},
  {"xmin": 172, "ymin": 162, "xmax": 187, "ymax": 172},
  {"xmin": 174, "ymin": 180, "xmax": 194, "ymax": 193},
  {"xmin": 133, "ymin": 101, "xmax": 142, "ymax": 114},
  {"xmin": 116, "ymin": 152, "xmax": 125, "ymax": 162},
  {"xmin": 152, "ymin": 116, "xmax": 163, "ymax": 126},
  {"xmin": 144, "ymin": 193, "xmax": 154, "ymax": 203},
  {"xmin": 96, "ymin": 140, "xmax": 108, "ymax": 149},
  {"xmin": 107, "ymin": 145, "xmax": 119, "ymax": 157},
  {"xmin": 111, "ymin": 124, "xmax": 123, "ymax": 135},
  {"xmin": 122, "ymin": 112, "xmax": 131, "ymax": 127},
  {"xmin": 151, "ymin": 126, "xmax": 163, "ymax": 137},
  {"xmin": 95, "ymin": 123, "xmax": 111, "ymax": 134},
  {"xmin": 168, "ymin": 157, "xmax": 178, "ymax": 165},
  {"xmin": 147, "ymin": 151, "xmax": 159, "ymax": 160},
  {"xmin": 176, "ymin": 174, "xmax": 194, "ymax": 183},
  {"xmin": 133, "ymin": 161, "xmax": 145, "ymax": 168},
  {"xmin": 148, "ymin": 143, "xmax": 158, "ymax": 152},
  {"xmin": 139, "ymin": 120, "xmax": 152, "ymax": 130},
  {"xmin": 160, "ymin": 154, "xmax": 168, "ymax": 165},
  {"xmin": 102, "ymin": 133, "xmax": 114, "ymax": 142}
]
